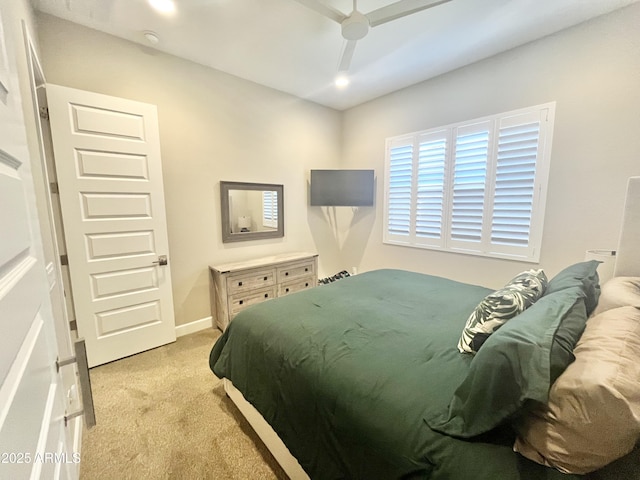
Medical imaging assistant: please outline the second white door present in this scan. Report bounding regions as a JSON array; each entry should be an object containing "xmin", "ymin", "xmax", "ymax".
[{"xmin": 46, "ymin": 84, "xmax": 176, "ymax": 367}]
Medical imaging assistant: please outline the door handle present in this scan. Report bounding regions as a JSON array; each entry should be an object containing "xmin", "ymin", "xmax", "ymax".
[{"xmin": 152, "ymin": 255, "xmax": 168, "ymax": 266}]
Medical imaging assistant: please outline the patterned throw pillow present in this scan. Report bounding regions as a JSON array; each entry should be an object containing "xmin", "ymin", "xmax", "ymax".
[{"xmin": 458, "ymin": 269, "xmax": 548, "ymax": 354}]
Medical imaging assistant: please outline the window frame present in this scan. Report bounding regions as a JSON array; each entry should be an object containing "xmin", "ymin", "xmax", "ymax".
[{"xmin": 383, "ymin": 102, "xmax": 555, "ymax": 263}]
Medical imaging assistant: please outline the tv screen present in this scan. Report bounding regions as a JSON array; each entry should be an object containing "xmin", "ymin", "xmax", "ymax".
[{"xmin": 310, "ymin": 169, "xmax": 375, "ymax": 206}]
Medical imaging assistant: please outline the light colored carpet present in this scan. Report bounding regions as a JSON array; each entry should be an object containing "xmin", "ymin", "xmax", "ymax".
[{"xmin": 79, "ymin": 329, "xmax": 287, "ymax": 480}]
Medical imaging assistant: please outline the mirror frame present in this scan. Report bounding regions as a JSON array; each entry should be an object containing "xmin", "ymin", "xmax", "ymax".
[{"xmin": 220, "ymin": 181, "xmax": 284, "ymax": 243}]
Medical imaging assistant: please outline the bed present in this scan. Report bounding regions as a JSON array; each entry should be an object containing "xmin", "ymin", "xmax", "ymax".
[{"xmin": 209, "ymin": 177, "xmax": 640, "ymax": 480}]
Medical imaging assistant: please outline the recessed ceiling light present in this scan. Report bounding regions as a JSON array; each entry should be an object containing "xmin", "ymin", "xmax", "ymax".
[
  {"xmin": 148, "ymin": 0, "xmax": 175, "ymax": 14},
  {"xmin": 335, "ymin": 74, "xmax": 349, "ymax": 88},
  {"xmin": 143, "ymin": 31, "xmax": 160, "ymax": 45}
]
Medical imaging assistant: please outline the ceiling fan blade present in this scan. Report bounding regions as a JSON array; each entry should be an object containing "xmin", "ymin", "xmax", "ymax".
[
  {"xmin": 291, "ymin": 0, "xmax": 347, "ymax": 24},
  {"xmin": 366, "ymin": 0, "xmax": 452, "ymax": 27},
  {"xmin": 337, "ymin": 40, "xmax": 358, "ymax": 72}
]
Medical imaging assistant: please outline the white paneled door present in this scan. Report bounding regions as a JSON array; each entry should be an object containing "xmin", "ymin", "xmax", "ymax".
[
  {"xmin": 0, "ymin": 3, "xmax": 78, "ymax": 478},
  {"xmin": 46, "ymin": 84, "xmax": 176, "ymax": 367},
  {"xmin": 0, "ymin": 133, "xmax": 77, "ymax": 480}
]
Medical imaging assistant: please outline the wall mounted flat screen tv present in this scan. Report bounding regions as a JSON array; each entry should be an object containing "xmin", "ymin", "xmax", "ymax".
[{"xmin": 310, "ymin": 169, "xmax": 375, "ymax": 206}]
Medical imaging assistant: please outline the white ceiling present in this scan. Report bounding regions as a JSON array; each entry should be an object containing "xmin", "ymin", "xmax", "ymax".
[{"xmin": 32, "ymin": 0, "xmax": 639, "ymax": 110}]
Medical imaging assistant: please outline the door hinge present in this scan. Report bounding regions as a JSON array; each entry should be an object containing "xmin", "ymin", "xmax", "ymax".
[
  {"xmin": 69, "ymin": 319, "xmax": 77, "ymax": 331},
  {"xmin": 39, "ymin": 106, "xmax": 49, "ymax": 120},
  {"xmin": 60, "ymin": 254, "xmax": 68, "ymax": 266},
  {"xmin": 50, "ymin": 182, "xmax": 59, "ymax": 194}
]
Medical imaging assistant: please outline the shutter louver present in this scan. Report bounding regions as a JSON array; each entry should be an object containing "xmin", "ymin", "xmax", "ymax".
[
  {"xmin": 383, "ymin": 102, "xmax": 553, "ymax": 262},
  {"xmin": 263, "ymin": 191, "xmax": 277, "ymax": 228},
  {"xmin": 387, "ymin": 144, "xmax": 413, "ymax": 237},
  {"xmin": 416, "ymin": 138, "xmax": 446, "ymax": 239},
  {"xmin": 451, "ymin": 131, "xmax": 489, "ymax": 242},
  {"xmin": 491, "ymin": 122, "xmax": 540, "ymax": 247}
]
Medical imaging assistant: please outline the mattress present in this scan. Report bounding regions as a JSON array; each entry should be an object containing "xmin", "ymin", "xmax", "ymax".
[{"xmin": 210, "ymin": 269, "xmax": 578, "ymax": 480}]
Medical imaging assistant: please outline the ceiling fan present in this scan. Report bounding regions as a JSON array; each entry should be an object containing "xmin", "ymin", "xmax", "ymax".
[{"xmin": 293, "ymin": 0, "xmax": 452, "ymax": 80}]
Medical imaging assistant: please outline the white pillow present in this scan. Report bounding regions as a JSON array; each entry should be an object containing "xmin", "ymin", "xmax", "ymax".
[{"xmin": 593, "ymin": 276, "xmax": 640, "ymax": 315}]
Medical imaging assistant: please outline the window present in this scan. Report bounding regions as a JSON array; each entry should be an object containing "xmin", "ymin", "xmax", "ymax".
[
  {"xmin": 262, "ymin": 190, "xmax": 278, "ymax": 229},
  {"xmin": 384, "ymin": 103, "xmax": 555, "ymax": 262}
]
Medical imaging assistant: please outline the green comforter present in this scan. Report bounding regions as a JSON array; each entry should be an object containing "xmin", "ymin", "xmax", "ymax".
[{"xmin": 210, "ymin": 269, "xmax": 577, "ymax": 480}]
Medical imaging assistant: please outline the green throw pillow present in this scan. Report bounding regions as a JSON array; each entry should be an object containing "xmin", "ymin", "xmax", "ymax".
[
  {"xmin": 545, "ymin": 260, "xmax": 601, "ymax": 315},
  {"xmin": 428, "ymin": 286, "xmax": 588, "ymax": 438},
  {"xmin": 458, "ymin": 269, "xmax": 548, "ymax": 354}
]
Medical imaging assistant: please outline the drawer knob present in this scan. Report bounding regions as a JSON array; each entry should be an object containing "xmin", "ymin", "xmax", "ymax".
[
  {"xmin": 305, "ymin": 268, "xmax": 308, "ymax": 272},
  {"xmin": 305, "ymin": 283, "xmax": 309, "ymax": 287},
  {"xmin": 285, "ymin": 272, "xmax": 289, "ymax": 276},
  {"xmin": 238, "ymin": 281, "xmax": 243, "ymax": 286},
  {"xmin": 286, "ymin": 288, "xmax": 290, "ymax": 293},
  {"xmin": 239, "ymin": 300, "xmax": 244, "ymax": 305},
  {"xmin": 264, "ymin": 293, "xmax": 269, "ymax": 298},
  {"xmin": 263, "ymin": 276, "xmax": 267, "ymax": 281}
]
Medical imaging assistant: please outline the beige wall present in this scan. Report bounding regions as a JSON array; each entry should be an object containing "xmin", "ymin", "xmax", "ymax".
[
  {"xmin": 34, "ymin": 4, "xmax": 640, "ymax": 328},
  {"xmin": 36, "ymin": 14, "xmax": 343, "ymax": 327},
  {"xmin": 340, "ymin": 3, "xmax": 640, "ymax": 288}
]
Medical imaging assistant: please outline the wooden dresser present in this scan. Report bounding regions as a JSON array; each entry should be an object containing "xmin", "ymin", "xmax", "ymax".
[{"xmin": 210, "ymin": 252, "xmax": 318, "ymax": 331}]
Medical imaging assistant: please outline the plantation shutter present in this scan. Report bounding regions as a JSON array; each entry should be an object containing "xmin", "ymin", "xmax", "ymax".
[
  {"xmin": 263, "ymin": 191, "xmax": 277, "ymax": 228},
  {"xmin": 488, "ymin": 109, "xmax": 548, "ymax": 258},
  {"xmin": 383, "ymin": 103, "xmax": 554, "ymax": 262},
  {"xmin": 448, "ymin": 122, "xmax": 490, "ymax": 249},
  {"xmin": 385, "ymin": 138, "xmax": 414, "ymax": 242},
  {"xmin": 415, "ymin": 131, "xmax": 447, "ymax": 246}
]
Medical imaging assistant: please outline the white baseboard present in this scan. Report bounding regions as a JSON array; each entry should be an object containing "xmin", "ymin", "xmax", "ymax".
[{"xmin": 175, "ymin": 316, "xmax": 213, "ymax": 338}]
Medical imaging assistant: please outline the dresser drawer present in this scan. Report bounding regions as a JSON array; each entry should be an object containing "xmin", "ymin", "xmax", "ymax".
[
  {"xmin": 230, "ymin": 286, "xmax": 277, "ymax": 317},
  {"xmin": 276, "ymin": 261, "xmax": 315, "ymax": 283},
  {"xmin": 278, "ymin": 275, "xmax": 316, "ymax": 297},
  {"xmin": 211, "ymin": 253, "xmax": 318, "ymax": 331},
  {"xmin": 227, "ymin": 268, "xmax": 275, "ymax": 294}
]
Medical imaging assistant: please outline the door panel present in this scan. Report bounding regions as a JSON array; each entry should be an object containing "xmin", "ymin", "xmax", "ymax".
[
  {"xmin": 96, "ymin": 301, "xmax": 161, "ymax": 335},
  {"xmin": 46, "ymin": 84, "xmax": 176, "ymax": 367},
  {"xmin": 80, "ymin": 192, "xmax": 152, "ymax": 218},
  {"xmin": 0, "ymin": 318, "xmax": 50, "ymax": 479},
  {"xmin": 76, "ymin": 150, "xmax": 149, "ymax": 180},
  {"xmin": 86, "ymin": 230, "xmax": 155, "ymax": 258},
  {"xmin": 0, "ymin": 165, "xmax": 31, "ymax": 265},
  {"xmin": 90, "ymin": 266, "xmax": 158, "ymax": 299},
  {"xmin": 71, "ymin": 103, "xmax": 146, "ymax": 139},
  {"xmin": 0, "ymin": 257, "xmax": 44, "ymax": 381}
]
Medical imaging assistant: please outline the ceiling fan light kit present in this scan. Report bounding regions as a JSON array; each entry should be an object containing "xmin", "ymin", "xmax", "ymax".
[
  {"xmin": 341, "ymin": 11, "xmax": 369, "ymax": 41},
  {"xmin": 294, "ymin": 0, "xmax": 452, "ymax": 75}
]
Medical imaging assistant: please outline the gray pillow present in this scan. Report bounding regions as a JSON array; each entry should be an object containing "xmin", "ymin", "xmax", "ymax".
[{"xmin": 458, "ymin": 269, "xmax": 548, "ymax": 353}]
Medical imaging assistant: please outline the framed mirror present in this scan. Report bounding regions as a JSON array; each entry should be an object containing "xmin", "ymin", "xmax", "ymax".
[{"xmin": 220, "ymin": 181, "xmax": 284, "ymax": 243}]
